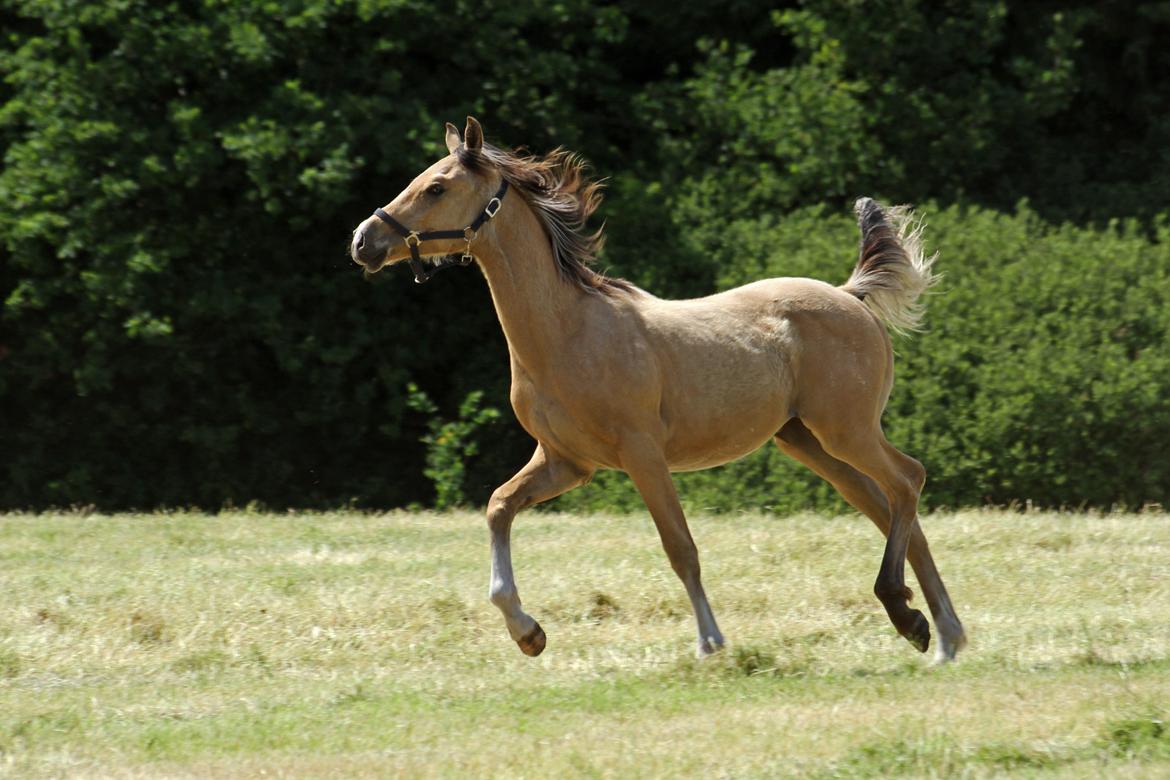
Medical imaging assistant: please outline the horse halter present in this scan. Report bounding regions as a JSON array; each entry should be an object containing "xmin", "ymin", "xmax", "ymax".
[{"xmin": 372, "ymin": 179, "xmax": 509, "ymax": 283}]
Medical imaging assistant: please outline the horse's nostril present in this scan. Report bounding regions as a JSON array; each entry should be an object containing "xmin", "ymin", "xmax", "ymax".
[{"xmin": 356, "ymin": 233, "xmax": 366, "ymax": 250}]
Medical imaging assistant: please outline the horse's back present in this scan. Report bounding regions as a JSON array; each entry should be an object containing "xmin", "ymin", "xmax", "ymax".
[{"xmin": 639, "ymin": 276, "xmax": 883, "ymax": 356}]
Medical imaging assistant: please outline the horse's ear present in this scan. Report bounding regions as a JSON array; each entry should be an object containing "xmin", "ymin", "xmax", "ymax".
[
  {"xmin": 444, "ymin": 122, "xmax": 461, "ymax": 154},
  {"xmin": 464, "ymin": 116, "xmax": 483, "ymax": 151}
]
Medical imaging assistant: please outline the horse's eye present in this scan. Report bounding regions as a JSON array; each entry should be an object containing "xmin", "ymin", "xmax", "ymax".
[{"xmin": 427, "ymin": 183, "xmax": 445, "ymax": 197}]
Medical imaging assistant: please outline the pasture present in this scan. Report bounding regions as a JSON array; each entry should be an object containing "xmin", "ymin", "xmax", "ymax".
[{"xmin": 1, "ymin": 508, "xmax": 1168, "ymax": 777}]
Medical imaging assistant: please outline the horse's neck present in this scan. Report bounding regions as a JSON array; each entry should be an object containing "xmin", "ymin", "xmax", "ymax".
[{"xmin": 475, "ymin": 203, "xmax": 590, "ymax": 375}]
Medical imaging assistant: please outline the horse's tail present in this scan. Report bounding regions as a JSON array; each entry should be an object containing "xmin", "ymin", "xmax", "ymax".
[{"xmin": 840, "ymin": 197, "xmax": 939, "ymax": 335}]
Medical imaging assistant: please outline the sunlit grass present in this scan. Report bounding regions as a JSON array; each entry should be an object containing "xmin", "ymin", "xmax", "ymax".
[{"xmin": 1, "ymin": 508, "xmax": 1168, "ymax": 777}]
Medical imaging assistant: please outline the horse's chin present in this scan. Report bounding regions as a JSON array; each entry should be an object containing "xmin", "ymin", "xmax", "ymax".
[
  {"xmin": 357, "ymin": 254, "xmax": 393, "ymax": 275},
  {"xmin": 358, "ymin": 253, "xmax": 451, "ymax": 281}
]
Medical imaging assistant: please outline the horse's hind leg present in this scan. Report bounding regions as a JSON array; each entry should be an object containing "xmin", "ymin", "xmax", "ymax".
[
  {"xmin": 795, "ymin": 419, "xmax": 939, "ymax": 654},
  {"xmin": 776, "ymin": 420, "xmax": 966, "ymax": 661},
  {"xmin": 487, "ymin": 444, "xmax": 593, "ymax": 656}
]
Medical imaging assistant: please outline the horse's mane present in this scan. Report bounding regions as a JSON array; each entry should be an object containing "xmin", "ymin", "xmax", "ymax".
[{"xmin": 456, "ymin": 142, "xmax": 636, "ymax": 296}]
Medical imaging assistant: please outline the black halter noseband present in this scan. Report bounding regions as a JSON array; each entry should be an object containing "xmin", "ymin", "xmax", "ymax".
[{"xmin": 372, "ymin": 179, "xmax": 509, "ymax": 283}]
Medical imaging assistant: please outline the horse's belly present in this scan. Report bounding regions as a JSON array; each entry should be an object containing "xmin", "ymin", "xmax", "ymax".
[
  {"xmin": 659, "ymin": 343, "xmax": 794, "ymax": 471},
  {"xmin": 664, "ymin": 408, "xmax": 789, "ymax": 471},
  {"xmin": 660, "ymin": 373, "xmax": 792, "ymax": 470}
]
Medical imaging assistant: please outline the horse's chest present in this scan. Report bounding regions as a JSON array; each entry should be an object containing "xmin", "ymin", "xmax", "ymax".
[{"xmin": 509, "ymin": 377, "xmax": 618, "ymax": 467}]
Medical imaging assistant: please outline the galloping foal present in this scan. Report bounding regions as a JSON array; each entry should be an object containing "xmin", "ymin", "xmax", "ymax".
[{"xmin": 351, "ymin": 117, "xmax": 967, "ymax": 663}]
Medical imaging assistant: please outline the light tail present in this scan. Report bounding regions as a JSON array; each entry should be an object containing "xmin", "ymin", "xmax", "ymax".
[{"xmin": 840, "ymin": 198, "xmax": 939, "ymax": 335}]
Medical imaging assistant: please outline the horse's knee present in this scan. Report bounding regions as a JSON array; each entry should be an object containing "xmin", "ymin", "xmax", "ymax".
[
  {"xmin": 486, "ymin": 489, "xmax": 519, "ymax": 531},
  {"xmin": 486, "ymin": 498, "xmax": 506, "ymax": 528}
]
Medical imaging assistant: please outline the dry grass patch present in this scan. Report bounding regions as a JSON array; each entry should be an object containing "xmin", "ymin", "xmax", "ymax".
[{"xmin": 0, "ymin": 508, "xmax": 1167, "ymax": 777}]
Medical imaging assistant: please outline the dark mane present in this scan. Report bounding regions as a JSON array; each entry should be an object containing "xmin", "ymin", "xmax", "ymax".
[{"xmin": 456, "ymin": 143, "xmax": 636, "ymax": 296}]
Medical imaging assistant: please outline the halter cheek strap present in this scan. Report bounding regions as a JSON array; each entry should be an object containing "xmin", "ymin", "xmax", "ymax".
[{"xmin": 373, "ymin": 179, "xmax": 509, "ymax": 284}]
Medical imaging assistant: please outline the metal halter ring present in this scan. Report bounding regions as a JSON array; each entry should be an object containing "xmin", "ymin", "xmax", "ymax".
[{"xmin": 461, "ymin": 227, "xmax": 477, "ymax": 264}]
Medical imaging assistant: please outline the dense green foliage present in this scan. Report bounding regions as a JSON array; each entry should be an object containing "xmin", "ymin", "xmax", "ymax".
[
  {"xmin": 405, "ymin": 383, "xmax": 499, "ymax": 510},
  {"xmin": 2, "ymin": 1, "xmax": 1168, "ymax": 510}
]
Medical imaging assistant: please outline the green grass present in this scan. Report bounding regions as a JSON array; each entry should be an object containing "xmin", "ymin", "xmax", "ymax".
[{"xmin": 1, "ymin": 508, "xmax": 1169, "ymax": 777}]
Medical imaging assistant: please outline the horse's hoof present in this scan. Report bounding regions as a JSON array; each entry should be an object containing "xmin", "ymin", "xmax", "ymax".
[
  {"xmin": 696, "ymin": 633, "xmax": 725, "ymax": 658},
  {"xmin": 932, "ymin": 626, "xmax": 968, "ymax": 665},
  {"xmin": 904, "ymin": 610, "xmax": 931, "ymax": 653},
  {"xmin": 517, "ymin": 623, "xmax": 546, "ymax": 657}
]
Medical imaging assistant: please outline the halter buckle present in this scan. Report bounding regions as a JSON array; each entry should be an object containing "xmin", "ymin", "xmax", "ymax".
[
  {"xmin": 483, "ymin": 198, "xmax": 502, "ymax": 220},
  {"xmin": 404, "ymin": 231, "xmax": 421, "ymax": 248}
]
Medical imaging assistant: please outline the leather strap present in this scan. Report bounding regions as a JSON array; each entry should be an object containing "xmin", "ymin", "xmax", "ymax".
[{"xmin": 373, "ymin": 180, "xmax": 509, "ymax": 283}]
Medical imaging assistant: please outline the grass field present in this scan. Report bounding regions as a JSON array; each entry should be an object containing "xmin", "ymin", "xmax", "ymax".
[{"xmin": 1, "ymin": 507, "xmax": 1169, "ymax": 778}]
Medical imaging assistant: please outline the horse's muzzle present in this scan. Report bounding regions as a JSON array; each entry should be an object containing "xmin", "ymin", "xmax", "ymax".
[{"xmin": 350, "ymin": 218, "xmax": 392, "ymax": 271}]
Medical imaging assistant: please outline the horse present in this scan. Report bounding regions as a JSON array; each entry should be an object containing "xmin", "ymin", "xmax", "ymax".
[{"xmin": 350, "ymin": 116, "xmax": 967, "ymax": 663}]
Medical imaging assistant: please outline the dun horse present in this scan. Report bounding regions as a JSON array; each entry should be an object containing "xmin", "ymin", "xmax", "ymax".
[{"xmin": 351, "ymin": 117, "xmax": 967, "ymax": 663}]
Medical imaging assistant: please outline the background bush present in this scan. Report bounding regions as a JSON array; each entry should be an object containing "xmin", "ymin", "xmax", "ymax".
[{"xmin": 2, "ymin": 1, "xmax": 1167, "ymax": 511}]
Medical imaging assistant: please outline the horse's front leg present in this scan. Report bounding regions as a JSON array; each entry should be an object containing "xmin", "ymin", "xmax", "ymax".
[
  {"xmin": 487, "ymin": 444, "xmax": 592, "ymax": 656},
  {"xmin": 621, "ymin": 435, "xmax": 725, "ymax": 657}
]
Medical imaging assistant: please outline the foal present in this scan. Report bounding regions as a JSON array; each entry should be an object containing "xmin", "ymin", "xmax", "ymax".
[{"xmin": 351, "ymin": 117, "xmax": 967, "ymax": 663}]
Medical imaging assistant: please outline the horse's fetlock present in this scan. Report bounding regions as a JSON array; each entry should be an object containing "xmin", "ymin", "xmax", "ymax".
[
  {"xmin": 874, "ymin": 579, "xmax": 911, "ymax": 603},
  {"xmin": 489, "ymin": 584, "xmax": 517, "ymax": 609}
]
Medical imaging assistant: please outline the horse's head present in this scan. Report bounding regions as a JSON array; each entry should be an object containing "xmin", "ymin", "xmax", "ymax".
[{"xmin": 350, "ymin": 116, "xmax": 506, "ymax": 278}]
